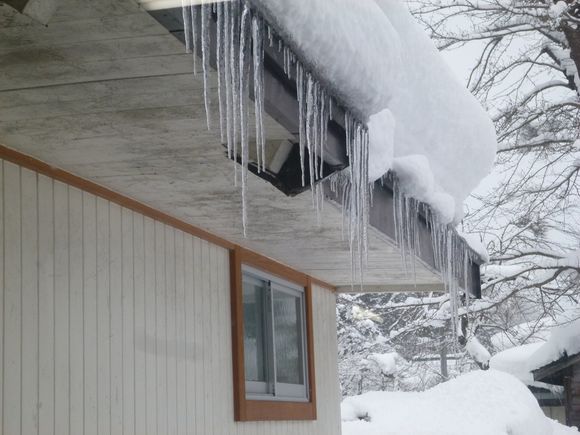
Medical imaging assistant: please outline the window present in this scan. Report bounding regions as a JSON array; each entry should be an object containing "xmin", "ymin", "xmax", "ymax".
[
  {"xmin": 230, "ymin": 248, "xmax": 316, "ymax": 421},
  {"xmin": 243, "ymin": 266, "xmax": 308, "ymax": 401}
]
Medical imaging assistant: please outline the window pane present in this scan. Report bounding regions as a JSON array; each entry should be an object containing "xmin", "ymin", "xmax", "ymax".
[
  {"xmin": 273, "ymin": 289, "xmax": 304, "ymax": 385},
  {"xmin": 243, "ymin": 276, "xmax": 268, "ymax": 383}
]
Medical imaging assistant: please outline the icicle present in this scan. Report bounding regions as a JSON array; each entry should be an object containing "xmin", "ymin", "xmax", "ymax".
[
  {"xmin": 252, "ymin": 14, "xmax": 265, "ymax": 173},
  {"xmin": 343, "ymin": 113, "xmax": 370, "ymax": 286},
  {"xmin": 239, "ymin": 3, "xmax": 251, "ymax": 236},
  {"xmin": 190, "ymin": 4, "xmax": 198, "ymax": 74},
  {"xmin": 318, "ymin": 89, "xmax": 329, "ymax": 180},
  {"xmin": 179, "ymin": 1, "xmax": 380, "ymax": 288},
  {"xmin": 296, "ymin": 63, "xmax": 306, "ymax": 187},
  {"xmin": 464, "ymin": 250, "xmax": 471, "ymax": 312},
  {"xmin": 182, "ymin": 0, "xmax": 192, "ymax": 53},
  {"xmin": 267, "ymin": 24, "xmax": 273, "ymax": 47},
  {"xmin": 224, "ymin": 1, "xmax": 234, "ymax": 160},
  {"xmin": 216, "ymin": 2, "xmax": 226, "ymax": 144},
  {"xmin": 230, "ymin": 0, "xmax": 241, "ymax": 185},
  {"xmin": 201, "ymin": 3, "xmax": 212, "ymax": 130},
  {"xmin": 306, "ymin": 73, "xmax": 316, "ymax": 192}
]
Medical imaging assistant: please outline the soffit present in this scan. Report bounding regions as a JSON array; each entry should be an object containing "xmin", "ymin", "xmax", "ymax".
[{"xmin": 0, "ymin": 0, "xmax": 444, "ymax": 290}]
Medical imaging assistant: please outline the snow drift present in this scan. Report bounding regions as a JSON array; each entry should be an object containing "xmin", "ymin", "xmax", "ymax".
[{"xmin": 341, "ymin": 370, "xmax": 578, "ymax": 435}]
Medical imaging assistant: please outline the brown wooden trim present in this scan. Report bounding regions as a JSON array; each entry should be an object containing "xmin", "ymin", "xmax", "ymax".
[
  {"xmin": 237, "ymin": 246, "xmax": 310, "ymax": 287},
  {"xmin": 230, "ymin": 247, "xmax": 247, "ymax": 421},
  {"xmin": 243, "ymin": 400, "xmax": 316, "ymax": 421},
  {"xmin": 230, "ymin": 247, "xmax": 318, "ymax": 421},
  {"xmin": 305, "ymin": 277, "xmax": 317, "ymax": 419}
]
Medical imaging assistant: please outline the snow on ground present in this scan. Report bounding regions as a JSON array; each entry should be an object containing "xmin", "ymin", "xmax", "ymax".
[
  {"xmin": 250, "ymin": 0, "xmax": 497, "ymax": 221},
  {"xmin": 341, "ymin": 370, "xmax": 578, "ymax": 435}
]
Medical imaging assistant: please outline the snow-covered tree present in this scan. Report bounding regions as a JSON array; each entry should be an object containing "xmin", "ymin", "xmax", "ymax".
[
  {"xmin": 408, "ymin": 0, "xmax": 580, "ymax": 350},
  {"xmin": 337, "ymin": 0, "xmax": 580, "ymax": 392},
  {"xmin": 337, "ymin": 293, "xmax": 478, "ymax": 395}
]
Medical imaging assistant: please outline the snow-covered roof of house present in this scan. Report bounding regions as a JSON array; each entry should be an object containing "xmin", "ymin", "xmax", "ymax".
[
  {"xmin": 490, "ymin": 342, "xmax": 550, "ymax": 389},
  {"xmin": 490, "ymin": 319, "xmax": 580, "ymax": 387},
  {"xmin": 530, "ymin": 319, "xmax": 580, "ymax": 375}
]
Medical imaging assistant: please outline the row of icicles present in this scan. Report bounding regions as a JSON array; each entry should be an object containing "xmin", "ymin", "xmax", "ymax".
[{"xmin": 180, "ymin": 0, "xmax": 475, "ymax": 337}]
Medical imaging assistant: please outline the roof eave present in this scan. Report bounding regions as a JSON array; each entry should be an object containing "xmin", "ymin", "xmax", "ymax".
[
  {"xmin": 532, "ymin": 351, "xmax": 580, "ymax": 385},
  {"xmin": 145, "ymin": 3, "xmax": 484, "ymax": 297}
]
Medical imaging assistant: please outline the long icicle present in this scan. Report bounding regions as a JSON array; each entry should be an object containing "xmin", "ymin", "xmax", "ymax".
[
  {"xmin": 201, "ymin": 3, "xmax": 212, "ymax": 130},
  {"xmin": 216, "ymin": 2, "xmax": 226, "ymax": 144},
  {"xmin": 239, "ymin": 4, "xmax": 251, "ymax": 236},
  {"xmin": 252, "ymin": 14, "xmax": 265, "ymax": 173}
]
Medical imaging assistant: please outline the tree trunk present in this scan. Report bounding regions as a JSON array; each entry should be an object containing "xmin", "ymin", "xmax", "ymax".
[
  {"xmin": 440, "ymin": 345, "xmax": 449, "ymax": 380},
  {"xmin": 563, "ymin": 23, "xmax": 580, "ymax": 91}
]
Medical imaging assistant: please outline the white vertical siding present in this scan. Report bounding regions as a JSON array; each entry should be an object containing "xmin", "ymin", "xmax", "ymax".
[{"xmin": 0, "ymin": 158, "xmax": 342, "ymax": 435}]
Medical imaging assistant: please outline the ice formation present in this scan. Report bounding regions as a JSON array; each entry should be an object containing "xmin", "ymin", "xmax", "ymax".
[{"xmin": 179, "ymin": 0, "xmax": 492, "ymax": 336}]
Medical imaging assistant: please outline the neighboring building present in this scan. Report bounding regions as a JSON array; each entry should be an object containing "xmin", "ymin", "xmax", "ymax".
[
  {"xmin": 533, "ymin": 351, "xmax": 580, "ymax": 427},
  {"xmin": 490, "ymin": 320, "xmax": 580, "ymax": 427},
  {"xmin": 0, "ymin": 0, "xmax": 495, "ymax": 434},
  {"xmin": 490, "ymin": 342, "xmax": 566, "ymax": 424},
  {"xmin": 530, "ymin": 319, "xmax": 580, "ymax": 428}
]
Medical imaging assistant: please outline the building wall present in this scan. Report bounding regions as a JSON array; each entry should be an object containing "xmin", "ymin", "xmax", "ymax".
[
  {"xmin": 569, "ymin": 362, "xmax": 580, "ymax": 428},
  {"xmin": 541, "ymin": 406, "xmax": 566, "ymax": 425},
  {"xmin": 0, "ymin": 158, "xmax": 342, "ymax": 435}
]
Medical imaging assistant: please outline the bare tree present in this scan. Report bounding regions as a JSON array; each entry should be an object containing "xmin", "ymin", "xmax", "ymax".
[
  {"xmin": 336, "ymin": 0, "xmax": 580, "ymax": 393},
  {"xmin": 408, "ymin": 0, "xmax": 580, "ymax": 350}
]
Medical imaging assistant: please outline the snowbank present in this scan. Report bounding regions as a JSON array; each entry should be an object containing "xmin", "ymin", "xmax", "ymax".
[
  {"xmin": 251, "ymin": 0, "xmax": 497, "ymax": 220},
  {"xmin": 341, "ymin": 370, "xmax": 578, "ymax": 435}
]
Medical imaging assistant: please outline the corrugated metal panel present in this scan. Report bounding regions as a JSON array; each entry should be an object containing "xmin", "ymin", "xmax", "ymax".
[{"xmin": 0, "ymin": 158, "xmax": 342, "ymax": 435}]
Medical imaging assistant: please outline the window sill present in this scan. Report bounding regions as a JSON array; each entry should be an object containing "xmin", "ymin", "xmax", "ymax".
[{"xmin": 240, "ymin": 399, "xmax": 317, "ymax": 422}]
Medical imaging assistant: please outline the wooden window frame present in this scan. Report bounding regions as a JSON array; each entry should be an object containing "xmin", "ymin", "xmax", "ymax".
[{"xmin": 230, "ymin": 246, "xmax": 317, "ymax": 421}]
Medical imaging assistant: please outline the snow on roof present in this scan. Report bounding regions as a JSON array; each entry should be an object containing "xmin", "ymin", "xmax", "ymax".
[
  {"xmin": 528, "ymin": 318, "xmax": 580, "ymax": 371},
  {"xmin": 490, "ymin": 342, "xmax": 547, "ymax": 388},
  {"xmin": 341, "ymin": 370, "xmax": 577, "ymax": 435},
  {"xmin": 490, "ymin": 318, "xmax": 580, "ymax": 385},
  {"xmin": 250, "ymin": 0, "xmax": 497, "ymax": 221}
]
